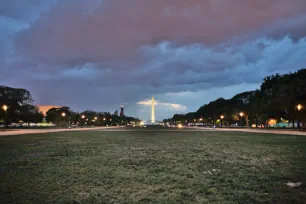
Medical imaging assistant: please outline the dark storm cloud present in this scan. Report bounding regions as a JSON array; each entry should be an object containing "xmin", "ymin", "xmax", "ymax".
[
  {"xmin": 14, "ymin": 0, "xmax": 306, "ymax": 65},
  {"xmin": 1, "ymin": 0, "xmax": 306, "ymax": 119},
  {"xmin": 0, "ymin": 0, "xmax": 56, "ymax": 22}
]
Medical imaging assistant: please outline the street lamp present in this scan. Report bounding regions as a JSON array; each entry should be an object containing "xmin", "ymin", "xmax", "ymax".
[
  {"xmin": 2, "ymin": 105, "xmax": 8, "ymax": 129},
  {"xmin": 80, "ymin": 115, "xmax": 86, "ymax": 128},
  {"xmin": 239, "ymin": 112, "xmax": 244, "ymax": 127},
  {"xmin": 297, "ymin": 104, "xmax": 304, "ymax": 129},
  {"xmin": 2, "ymin": 105, "xmax": 8, "ymax": 112},
  {"xmin": 61, "ymin": 112, "xmax": 70, "ymax": 128},
  {"xmin": 220, "ymin": 115, "xmax": 224, "ymax": 128},
  {"xmin": 60, "ymin": 112, "xmax": 67, "ymax": 128},
  {"xmin": 94, "ymin": 117, "xmax": 98, "ymax": 120},
  {"xmin": 199, "ymin": 118, "xmax": 203, "ymax": 127}
]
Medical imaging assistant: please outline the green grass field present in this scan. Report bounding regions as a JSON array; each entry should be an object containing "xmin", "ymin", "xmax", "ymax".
[{"xmin": 1, "ymin": 129, "xmax": 306, "ymax": 203}]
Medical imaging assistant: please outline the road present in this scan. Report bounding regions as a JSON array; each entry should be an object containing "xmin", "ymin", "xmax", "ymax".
[
  {"xmin": 0, "ymin": 127, "xmax": 119, "ymax": 136},
  {"xmin": 1, "ymin": 126, "xmax": 306, "ymax": 136}
]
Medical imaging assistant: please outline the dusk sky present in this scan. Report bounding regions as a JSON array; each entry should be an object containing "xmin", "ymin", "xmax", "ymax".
[{"xmin": 1, "ymin": 0, "xmax": 306, "ymax": 121}]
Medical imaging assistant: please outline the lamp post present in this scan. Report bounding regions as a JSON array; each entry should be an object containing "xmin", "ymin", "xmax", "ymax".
[
  {"xmin": 81, "ymin": 115, "xmax": 85, "ymax": 127},
  {"xmin": 2, "ymin": 105, "xmax": 8, "ymax": 130},
  {"xmin": 239, "ymin": 112, "xmax": 244, "ymax": 127},
  {"xmin": 199, "ymin": 118, "xmax": 203, "ymax": 127},
  {"xmin": 102, "ymin": 117, "xmax": 106, "ymax": 126},
  {"xmin": 94, "ymin": 117, "xmax": 98, "ymax": 126},
  {"xmin": 61, "ymin": 112, "xmax": 70, "ymax": 128},
  {"xmin": 220, "ymin": 115, "xmax": 224, "ymax": 128},
  {"xmin": 297, "ymin": 104, "xmax": 302, "ymax": 111},
  {"xmin": 297, "ymin": 104, "xmax": 303, "ymax": 129}
]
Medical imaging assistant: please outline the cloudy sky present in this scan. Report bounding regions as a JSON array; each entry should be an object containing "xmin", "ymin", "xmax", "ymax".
[{"xmin": 1, "ymin": 0, "xmax": 306, "ymax": 121}]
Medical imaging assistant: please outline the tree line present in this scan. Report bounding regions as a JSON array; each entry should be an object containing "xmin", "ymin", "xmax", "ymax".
[
  {"xmin": 0, "ymin": 85, "xmax": 140, "ymax": 128},
  {"xmin": 0, "ymin": 86, "xmax": 44, "ymax": 127},
  {"xmin": 46, "ymin": 107, "xmax": 140, "ymax": 128},
  {"xmin": 164, "ymin": 68, "xmax": 306, "ymax": 129}
]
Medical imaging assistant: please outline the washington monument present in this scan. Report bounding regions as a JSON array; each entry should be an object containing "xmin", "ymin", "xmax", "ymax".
[{"xmin": 151, "ymin": 96, "xmax": 155, "ymax": 123}]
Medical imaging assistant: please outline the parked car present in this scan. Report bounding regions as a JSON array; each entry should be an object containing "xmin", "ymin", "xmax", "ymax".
[{"xmin": 70, "ymin": 124, "xmax": 79, "ymax": 128}]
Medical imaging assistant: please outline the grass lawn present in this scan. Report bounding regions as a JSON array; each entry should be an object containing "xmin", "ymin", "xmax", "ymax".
[{"xmin": 0, "ymin": 129, "xmax": 306, "ymax": 203}]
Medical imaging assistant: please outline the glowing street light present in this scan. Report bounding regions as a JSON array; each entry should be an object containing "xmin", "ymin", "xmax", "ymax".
[
  {"xmin": 61, "ymin": 112, "xmax": 66, "ymax": 117},
  {"xmin": 199, "ymin": 118, "xmax": 203, "ymax": 121},
  {"xmin": 103, "ymin": 118, "xmax": 106, "ymax": 121},
  {"xmin": 2, "ymin": 105, "xmax": 8, "ymax": 112},
  {"xmin": 239, "ymin": 112, "xmax": 245, "ymax": 127},
  {"xmin": 81, "ymin": 115, "xmax": 86, "ymax": 119},
  {"xmin": 297, "ymin": 104, "xmax": 303, "ymax": 111},
  {"xmin": 94, "ymin": 117, "xmax": 98, "ymax": 120},
  {"xmin": 2, "ymin": 105, "xmax": 8, "ymax": 130},
  {"xmin": 220, "ymin": 115, "xmax": 224, "ymax": 128}
]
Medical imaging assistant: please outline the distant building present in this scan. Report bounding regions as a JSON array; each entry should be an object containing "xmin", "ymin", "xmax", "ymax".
[
  {"xmin": 37, "ymin": 105, "xmax": 61, "ymax": 116},
  {"xmin": 120, "ymin": 104, "xmax": 124, "ymax": 117},
  {"xmin": 114, "ymin": 110, "xmax": 119, "ymax": 116}
]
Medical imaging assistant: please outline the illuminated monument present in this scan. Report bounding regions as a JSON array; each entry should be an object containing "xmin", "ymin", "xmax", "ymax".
[
  {"xmin": 151, "ymin": 96, "xmax": 155, "ymax": 123},
  {"xmin": 142, "ymin": 96, "xmax": 161, "ymax": 125}
]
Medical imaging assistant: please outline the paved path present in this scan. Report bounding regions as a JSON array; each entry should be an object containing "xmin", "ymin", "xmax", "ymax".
[
  {"xmin": 1, "ymin": 126, "xmax": 305, "ymax": 136},
  {"xmin": 191, "ymin": 127, "xmax": 306, "ymax": 136},
  {"xmin": 0, "ymin": 127, "xmax": 120, "ymax": 136},
  {"xmin": 92, "ymin": 127, "xmax": 306, "ymax": 135},
  {"xmin": 92, "ymin": 128, "xmax": 213, "ymax": 132}
]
